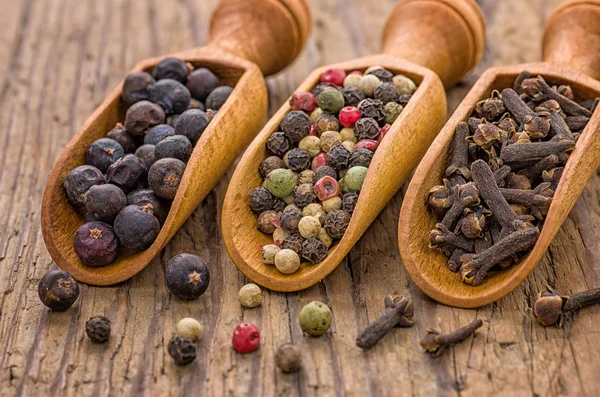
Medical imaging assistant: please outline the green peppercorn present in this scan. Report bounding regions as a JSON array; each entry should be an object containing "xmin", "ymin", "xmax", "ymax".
[
  {"xmin": 317, "ymin": 90, "xmax": 345, "ymax": 113},
  {"xmin": 299, "ymin": 301, "xmax": 332, "ymax": 336},
  {"xmin": 263, "ymin": 168, "xmax": 297, "ymax": 198},
  {"xmin": 345, "ymin": 166, "xmax": 368, "ymax": 191},
  {"xmin": 384, "ymin": 102, "xmax": 403, "ymax": 125}
]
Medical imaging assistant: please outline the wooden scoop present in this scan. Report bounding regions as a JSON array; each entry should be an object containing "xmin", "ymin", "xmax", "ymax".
[
  {"xmin": 41, "ymin": 0, "xmax": 311, "ymax": 286},
  {"xmin": 399, "ymin": 0, "xmax": 600, "ymax": 308},
  {"xmin": 221, "ymin": 0, "xmax": 485, "ymax": 292}
]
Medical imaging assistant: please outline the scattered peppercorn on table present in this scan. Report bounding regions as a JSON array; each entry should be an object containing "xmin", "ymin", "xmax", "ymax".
[{"xmin": 3, "ymin": 0, "xmax": 600, "ymax": 396}]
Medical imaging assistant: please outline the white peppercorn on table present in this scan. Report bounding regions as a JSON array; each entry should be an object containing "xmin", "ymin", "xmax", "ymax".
[{"xmin": 3, "ymin": 0, "xmax": 600, "ymax": 396}]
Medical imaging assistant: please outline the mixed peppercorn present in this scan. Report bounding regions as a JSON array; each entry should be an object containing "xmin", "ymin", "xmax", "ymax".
[
  {"xmin": 251, "ymin": 66, "xmax": 418, "ymax": 274},
  {"xmin": 64, "ymin": 58, "xmax": 232, "ymax": 267},
  {"xmin": 427, "ymin": 72, "xmax": 596, "ymax": 286}
]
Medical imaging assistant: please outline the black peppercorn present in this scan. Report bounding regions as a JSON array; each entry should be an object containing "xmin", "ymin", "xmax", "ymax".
[
  {"xmin": 127, "ymin": 189, "xmax": 170, "ymax": 225},
  {"xmin": 154, "ymin": 135, "xmax": 193, "ymax": 163},
  {"xmin": 366, "ymin": 68, "xmax": 393, "ymax": 82},
  {"xmin": 294, "ymin": 183, "xmax": 316, "ymax": 208},
  {"xmin": 249, "ymin": 187, "xmax": 275, "ymax": 213},
  {"xmin": 280, "ymin": 111, "xmax": 312, "ymax": 142},
  {"xmin": 121, "ymin": 71, "xmax": 156, "ymax": 107},
  {"xmin": 282, "ymin": 233, "xmax": 304, "ymax": 254},
  {"xmin": 342, "ymin": 192, "xmax": 359, "ymax": 213},
  {"xmin": 374, "ymin": 82, "xmax": 400, "ymax": 104},
  {"xmin": 279, "ymin": 207, "xmax": 303, "ymax": 232},
  {"xmin": 107, "ymin": 123, "xmax": 137, "ymax": 153},
  {"xmin": 148, "ymin": 158, "xmax": 186, "ymax": 200},
  {"xmin": 152, "ymin": 57, "xmax": 189, "ymax": 83},
  {"xmin": 86, "ymin": 316, "xmax": 111, "ymax": 343},
  {"xmin": 341, "ymin": 86, "xmax": 366, "ymax": 107},
  {"xmin": 64, "ymin": 165, "xmax": 105, "ymax": 207},
  {"xmin": 187, "ymin": 68, "xmax": 219, "ymax": 101},
  {"xmin": 124, "ymin": 100, "xmax": 166, "ymax": 136},
  {"xmin": 167, "ymin": 114, "xmax": 180, "ymax": 128},
  {"xmin": 358, "ymin": 99, "xmax": 385, "ymax": 125},
  {"xmin": 257, "ymin": 210, "xmax": 278, "ymax": 234},
  {"xmin": 205, "ymin": 86, "xmax": 233, "ymax": 110},
  {"xmin": 324, "ymin": 209, "xmax": 351, "ymax": 239},
  {"xmin": 38, "ymin": 270, "xmax": 79, "ymax": 311},
  {"xmin": 259, "ymin": 156, "xmax": 285, "ymax": 178},
  {"xmin": 315, "ymin": 113, "xmax": 340, "ymax": 134},
  {"xmin": 166, "ymin": 253, "xmax": 210, "ymax": 300},
  {"xmin": 86, "ymin": 138, "xmax": 125, "ymax": 173},
  {"xmin": 266, "ymin": 132, "xmax": 291, "ymax": 157},
  {"xmin": 354, "ymin": 117, "xmax": 381, "ymax": 140},
  {"xmin": 398, "ymin": 94, "xmax": 412, "ymax": 107},
  {"xmin": 135, "ymin": 144, "xmax": 157, "ymax": 169},
  {"xmin": 168, "ymin": 336, "xmax": 196, "ymax": 365},
  {"xmin": 174, "ymin": 109, "xmax": 210, "ymax": 144},
  {"xmin": 74, "ymin": 222, "xmax": 119, "ymax": 267},
  {"xmin": 349, "ymin": 148, "xmax": 373, "ymax": 168},
  {"xmin": 273, "ymin": 198, "xmax": 286, "ymax": 212},
  {"xmin": 312, "ymin": 83, "xmax": 339, "ymax": 97},
  {"xmin": 106, "ymin": 154, "xmax": 148, "ymax": 193},
  {"xmin": 326, "ymin": 145, "xmax": 351, "ymax": 170},
  {"xmin": 144, "ymin": 124, "xmax": 175, "ymax": 145},
  {"xmin": 149, "ymin": 79, "xmax": 191, "ymax": 115},
  {"xmin": 313, "ymin": 166, "xmax": 337, "ymax": 184},
  {"xmin": 301, "ymin": 238, "xmax": 328, "ymax": 264},
  {"xmin": 84, "ymin": 184, "xmax": 127, "ymax": 223},
  {"xmin": 114, "ymin": 205, "xmax": 160, "ymax": 250},
  {"xmin": 286, "ymin": 148, "xmax": 310, "ymax": 172}
]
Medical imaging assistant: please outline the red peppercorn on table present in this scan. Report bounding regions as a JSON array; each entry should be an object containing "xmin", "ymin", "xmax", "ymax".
[{"xmin": 1, "ymin": 0, "xmax": 600, "ymax": 396}]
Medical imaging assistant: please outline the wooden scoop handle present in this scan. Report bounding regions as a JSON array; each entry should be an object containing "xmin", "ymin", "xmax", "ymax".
[
  {"xmin": 543, "ymin": 0, "xmax": 600, "ymax": 81},
  {"xmin": 206, "ymin": 0, "xmax": 310, "ymax": 76},
  {"xmin": 381, "ymin": 0, "xmax": 485, "ymax": 88}
]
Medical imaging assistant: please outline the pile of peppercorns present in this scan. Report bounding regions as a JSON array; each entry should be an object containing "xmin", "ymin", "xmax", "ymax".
[
  {"xmin": 250, "ymin": 66, "xmax": 417, "ymax": 274},
  {"xmin": 64, "ymin": 57, "xmax": 233, "ymax": 267}
]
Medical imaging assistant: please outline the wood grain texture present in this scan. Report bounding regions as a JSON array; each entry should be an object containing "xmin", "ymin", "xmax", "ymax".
[
  {"xmin": 399, "ymin": 0, "xmax": 600, "ymax": 308},
  {"xmin": 2, "ymin": 0, "xmax": 600, "ymax": 396}
]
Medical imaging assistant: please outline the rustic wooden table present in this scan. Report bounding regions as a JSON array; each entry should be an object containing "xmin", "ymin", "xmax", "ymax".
[{"xmin": 1, "ymin": 0, "xmax": 599, "ymax": 396}]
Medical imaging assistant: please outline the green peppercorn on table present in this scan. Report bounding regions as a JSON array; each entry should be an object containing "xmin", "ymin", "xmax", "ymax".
[{"xmin": 2, "ymin": 0, "xmax": 600, "ymax": 396}]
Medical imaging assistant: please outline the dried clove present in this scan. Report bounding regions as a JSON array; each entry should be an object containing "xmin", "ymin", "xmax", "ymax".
[
  {"xmin": 566, "ymin": 115, "xmax": 590, "ymax": 132},
  {"xmin": 533, "ymin": 287, "xmax": 600, "ymax": 326},
  {"xmin": 499, "ymin": 184, "xmax": 553, "ymax": 220},
  {"xmin": 356, "ymin": 295, "xmax": 414, "ymax": 349},
  {"xmin": 420, "ymin": 319, "xmax": 483, "ymax": 357},
  {"xmin": 517, "ymin": 154, "xmax": 559, "ymax": 182},
  {"xmin": 440, "ymin": 183, "xmax": 479, "ymax": 230},
  {"xmin": 501, "ymin": 88, "xmax": 550, "ymax": 138},
  {"xmin": 493, "ymin": 165, "xmax": 511, "ymax": 185},
  {"xmin": 460, "ymin": 227, "xmax": 539, "ymax": 285},
  {"xmin": 522, "ymin": 76, "xmax": 591, "ymax": 117},
  {"xmin": 429, "ymin": 223, "xmax": 475, "ymax": 253},
  {"xmin": 447, "ymin": 248, "xmax": 467, "ymax": 272},
  {"xmin": 500, "ymin": 140, "xmax": 574, "ymax": 163},
  {"xmin": 513, "ymin": 70, "xmax": 531, "ymax": 94},
  {"xmin": 542, "ymin": 167, "xmax": 564, "ymax": 191},
  {"xmin": 445, "ymin": 122, "xmax": 471, "ymax": 181},
  {"xmin": 427, "ymin": 180, "xmax": 453, "ymax": 213},
  {"xmin": 548, "ymin": 111, "xmax": 573, "ymax": 140}
]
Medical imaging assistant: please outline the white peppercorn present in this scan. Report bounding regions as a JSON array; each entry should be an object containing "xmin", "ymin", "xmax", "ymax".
[
  {"xmin": 176, "ymin": 317, "xmax": 203, "ymax": 342},
  {"xmin": 302, "ymin": 203, "xmax": 326, "ymax": 224},
  {"xmin": 318, "ymin": 228, "xmax": 333, "ymax": 248},
  {"xmin": 262, "ymin": 244, "xmax": 281, "ymax": 264},
  {"xmin": 340, "ymin": 127, "xmax": 356, "ymax": 143},
  {"xmin": 322, "ymin": 196, "xmax": 342, "ymax": 212},
  {"xmin": 273, "ymin": 227, "xmax": 289, "ymax": 245},
  {"xmin": 238, "ymin": 283, "xmax": 262, "ymax": 308},
  {"xmin": 299, "ymin": 170, "xmax": 314, "ymax": 185},
  {"xmin": 343, "ymin": 74, "xmax": 362, "ymax": 88},
  {"xmin": 392, "ymin": 74, "xmax": 417, "ymax": 95},
  {"xmin": 298, "ymin": 136, "xmax": 321, "ymax": 158},
  {"xmin": 359, "ymin": 74, "xmax": 381, "ymax": 97},
  {"xmin": 320, "ymin": 131, "xmax": 342, "ymax": 152},
  {"xmin": 274, "ymin": 249, "xmax": 301, "ymax": 274},
  {"xmin": 298, "ymin": 216, "xmax": 321, "ymax": 238},
  {"xmin": 342, "ymin": 141, "xmax": 355, "ymax": 152}
]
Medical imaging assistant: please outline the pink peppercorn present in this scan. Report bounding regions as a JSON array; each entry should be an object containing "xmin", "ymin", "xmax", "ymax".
[
  {"xmin": 310, "ymin": 124, "xmax": 318, "ymax": 136},
  {"xmin": 349, "ymin": 70, "xmax": 363, "ymax": 76},
  {"xmin": 232, "ymin": 323, "xmax": 261, "ymax": 353},
  {"xmin": 378, "ymin": 124, "xmax": 391, "ymax": 142},
  {"xmin": 314, "ymin": 176, "xmax": 340, "ymax": 201},
  {"xmin": 355, "ymin": 139, "xmax": 379, "ymax": 152},
  {"xmin": 338, "ymin": 106, "xmax": 361, "ymax": 127},
  {"xmin": 289, "ymin": 92, "xmax": 316, "ymax": 112},
  {"xmin": 320, "ymin": 68, "xmax": 346, "ymax": 86},
  {"xmin": 312, "ymin": 153, "xmax": 328, "ymax": 171}
]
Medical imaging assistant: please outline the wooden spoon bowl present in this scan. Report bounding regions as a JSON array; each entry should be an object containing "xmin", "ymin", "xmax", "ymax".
[
  {"xmin": 41, "ymin": 0, "xmax": 310, "ymax": 286},
  {"xmin": 399, "ymin": 0, "xmax": 600, "ymax": 308},
  {"xmin": 222, "ymin": 0, "xmax": 486, "ymax": 292}
]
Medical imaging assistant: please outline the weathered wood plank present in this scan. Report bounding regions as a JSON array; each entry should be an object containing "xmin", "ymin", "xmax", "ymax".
[{"xmin": 1, "ymin": 0, "xmax": 600, "ymax": 396}]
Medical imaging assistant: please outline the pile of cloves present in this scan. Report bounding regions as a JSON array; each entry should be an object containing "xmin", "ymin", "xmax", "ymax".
[{"xmin": 428, "ymin": 72, "xmax": 597, "ymax": 286}]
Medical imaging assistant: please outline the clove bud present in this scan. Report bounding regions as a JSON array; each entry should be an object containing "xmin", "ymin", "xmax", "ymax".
[
  {"xmin": 420, "ymin": 319, "xmax": 483, "ymax": 357},
  {"xmin": 356, "ymin": 295, "xmax": 414, "ymax": 349},
  {"xmin": 533, "ymin": 288, "xmax": 600, "ymax": 326}
]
